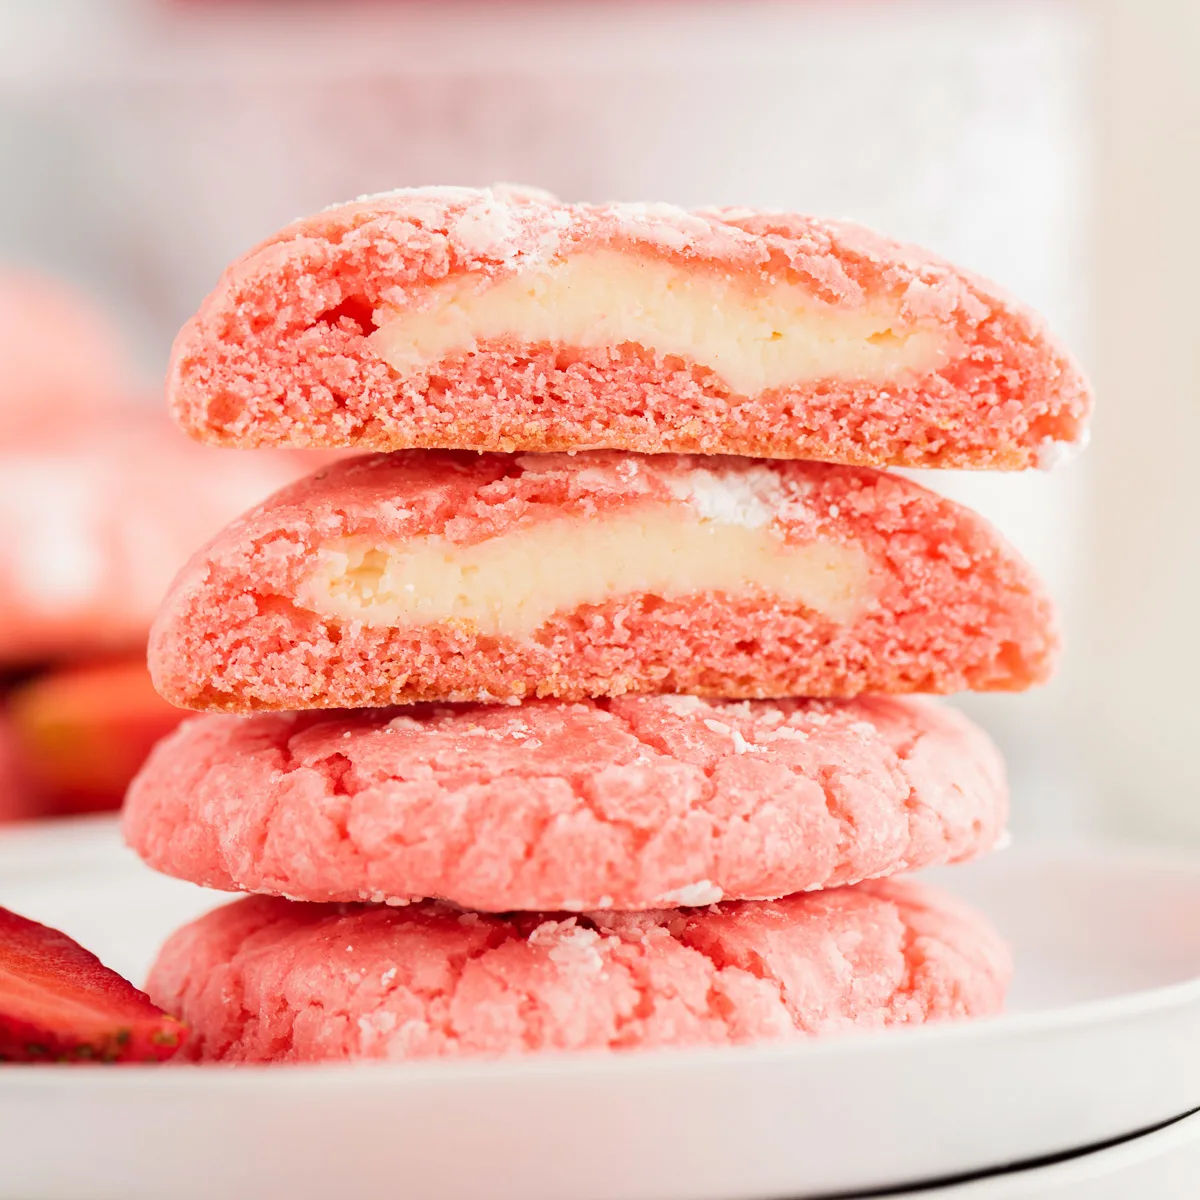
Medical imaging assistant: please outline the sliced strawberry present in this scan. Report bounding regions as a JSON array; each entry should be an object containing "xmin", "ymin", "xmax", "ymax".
[
  {"xmin": 0, "ymin": 906, "xmax": 186, "ymax": 1063},
  {"xmin": 7, "ymin": 658, "xmax": 185, "ymax": 815}
]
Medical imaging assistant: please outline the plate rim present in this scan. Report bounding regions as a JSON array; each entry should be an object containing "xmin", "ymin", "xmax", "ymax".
[{"xmin": 2, "ymin": 820, "xmax": 1200, "ymax": 1088}]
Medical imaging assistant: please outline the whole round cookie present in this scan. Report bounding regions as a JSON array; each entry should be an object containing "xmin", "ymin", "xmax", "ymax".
[
  {"xmin": 123, "ymin": 694, "xmax": 1006, "ymax": 912},
  {"xmin": 148, "ymin": 879, "xmax": 1011, "ymax": 1062}
]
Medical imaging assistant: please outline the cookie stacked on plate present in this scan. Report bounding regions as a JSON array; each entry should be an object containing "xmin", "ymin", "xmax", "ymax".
[{"xmin": 126, "ymin": 186, "xmax": 1090, "ymax": 1063}]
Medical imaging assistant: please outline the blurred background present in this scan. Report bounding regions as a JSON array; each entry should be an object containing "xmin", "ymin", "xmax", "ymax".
[{"xmin": 0, "ymin": 0, "xmax": 1193, "ymax": 843}]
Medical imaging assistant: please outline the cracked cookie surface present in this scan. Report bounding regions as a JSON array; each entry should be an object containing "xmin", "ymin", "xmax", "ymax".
[
  {"xmin": 123, "ymin": 694, "xmax": 1006, "ymax": 912},
  {"xmin": 168, "ymin": 185, "xmax": 1090, "ymax": 470},
  {"xmin": 147, "ymin": 878, "xmax": 1010, "ymax": 1061}
]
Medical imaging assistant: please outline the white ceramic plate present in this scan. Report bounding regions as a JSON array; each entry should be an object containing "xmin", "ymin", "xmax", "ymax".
[
  {"xmin": 912, "ymin": 1109, "xmax": 1200, "ymax": 1198},
  {"xmin": 1, "ymin": 818, "xmax": 1199, "ymax": 1200}
]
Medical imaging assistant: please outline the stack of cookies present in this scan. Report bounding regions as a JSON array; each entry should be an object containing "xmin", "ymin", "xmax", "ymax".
[{"xmin": 124, "ymin": 186, "xmax": 1090, "ymax": 1063}]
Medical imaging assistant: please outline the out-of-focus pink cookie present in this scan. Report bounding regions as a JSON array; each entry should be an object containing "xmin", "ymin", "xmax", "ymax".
[
  {"xmin": 148, "ymin": 879, "xmax": 1011, "ymax": 1062},
  {"xmin": 0, "ymin": 413, "xmax": 327, "ymax": 665},
  {"xmin": 0, "ymin": 270, "xmax": 134, "ymax": 438},
  {"xmin": 123, "ymin": 694, "xmax": 1006, "ymax": 912},
  {"xmin": 148, "ymin": 450, "xmax": 1057, "ymax": 713},
  {"xmin": 168, "ymin": 185, "xmax": 1090, "ymax": 470}
]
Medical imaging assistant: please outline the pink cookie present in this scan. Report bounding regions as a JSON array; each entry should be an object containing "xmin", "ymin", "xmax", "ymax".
[
  {"xmin": 0, "ymin": 412, "xmax": 329, "ymax": 666},
  {"xmin": 168, "ymin": 185, "xmax": 1090, "ymax": 470},
  {"xmin": 123, "ymin": 694, "xmax": 1006, "ymax": 912},
  {"xmin": 148, "ymin": 879, "xmax": 1011, "ymax": 1062},
  {"xmin": 148, "ymin": 450, "xmax": 1057, "ymax": 713},
  {"xmin": 0, "ymin": 270, "xmax": 135, "ymax": 439}
]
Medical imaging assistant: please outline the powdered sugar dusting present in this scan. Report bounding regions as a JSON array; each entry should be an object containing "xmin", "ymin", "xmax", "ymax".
[
  {"xmin": 606, "ymin": 201, "xmax": 717, "ymax": 251},
  {"xmin": 658, "ymin": 694, "xmax": 708, "ymax": 715},
  {"xmin": 526, "ymin": 919, "xmax": 606, "ymax": 973},
  {"xmin": 128, "ymin": 692, "xmax": 1010, "ymax": 918},
  {"xmin": 1035, "ymin": 432, "xmax": 1086, "ymax": 471},
  {"xmin": 548, "ymin": 929, "xmax": 605, "ymax": 973},
  {"xmin": 654, "ymin": 881, "xmax": 725, "ymax": 907},
  {"xmin": 356, "ymin": 1010, "xmax": 398, "ymax": 1047},
  {"xmin": 151, "ymin": 881, "xmax": 1010, "ymax": 1062},
  {"xmin": 663, "ymin": 464, "xmax": 784, "ymax": 528},
  {"xmin": 450, "ymin": 198, "xmax": 523, "ymax": 260}
]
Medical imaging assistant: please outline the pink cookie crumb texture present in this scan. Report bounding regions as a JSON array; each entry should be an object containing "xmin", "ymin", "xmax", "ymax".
[
  {"xmin": 123, "ymin": 694, "xmax": 1007, "ymax": 913},
  {"xmin": 148, "ymin": 450, "xmax": 1058, "ymax": 713},
  {"xmin": 168, "ymin": 186, "xmax": 1090, "ymax": 470},
  {"xmin": 147, "ymin": 878, "xmax": 1011, "ymax": 1063},
  {"xmin": 147, "ymin": 451, "xmax": 1060, "ymax": 710},
  {"xmin": 0, "ymin": 412, "xmax": 334, "ymax": 665}
]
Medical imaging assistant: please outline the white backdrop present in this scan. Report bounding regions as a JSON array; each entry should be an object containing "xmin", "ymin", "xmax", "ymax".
[{"xmin": 0, "ymin": 0, "xmax": 1094, "ymax": 834}]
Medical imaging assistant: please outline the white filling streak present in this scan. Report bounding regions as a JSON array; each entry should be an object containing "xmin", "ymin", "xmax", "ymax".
[
  {"xmin": 297, "ymin": 505, "xmax": 872, "ymax": 638},
  {"xmin": 367, "ymin": 249, "xmax": 945, "ymax": 395}
]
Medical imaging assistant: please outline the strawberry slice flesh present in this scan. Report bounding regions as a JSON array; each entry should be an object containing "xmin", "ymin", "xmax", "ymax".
[{"xmin": 0, "ymin": 906, "xmax": 186, "ymax": 1063}]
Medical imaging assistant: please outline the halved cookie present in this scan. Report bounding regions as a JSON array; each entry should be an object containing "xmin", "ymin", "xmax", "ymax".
[
  {"xmin": 168, "ymin": 185, "xmax": 1090, "ymax": 469},
  {"xmin": 148, "ymin": 451, "xmax": 1058, "ymax": 712}
]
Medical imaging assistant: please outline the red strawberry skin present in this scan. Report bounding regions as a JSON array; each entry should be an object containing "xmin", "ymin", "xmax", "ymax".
[
  {"xmin": 0, "ymin": 906, "xmax": 186, "ymax": 1063},
  {"xmin": 7, "ymin": 657, "xmax": 185, "ymax": 816}
]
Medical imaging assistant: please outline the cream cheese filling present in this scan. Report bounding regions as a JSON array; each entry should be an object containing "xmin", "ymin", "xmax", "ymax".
[
  {"xmin": 367, "ymin": 248, "xmax": 945, "ymax": 395},
  {"xmin": 296, "ymin": 505, "xmax": 872, "ymax": 638}
]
